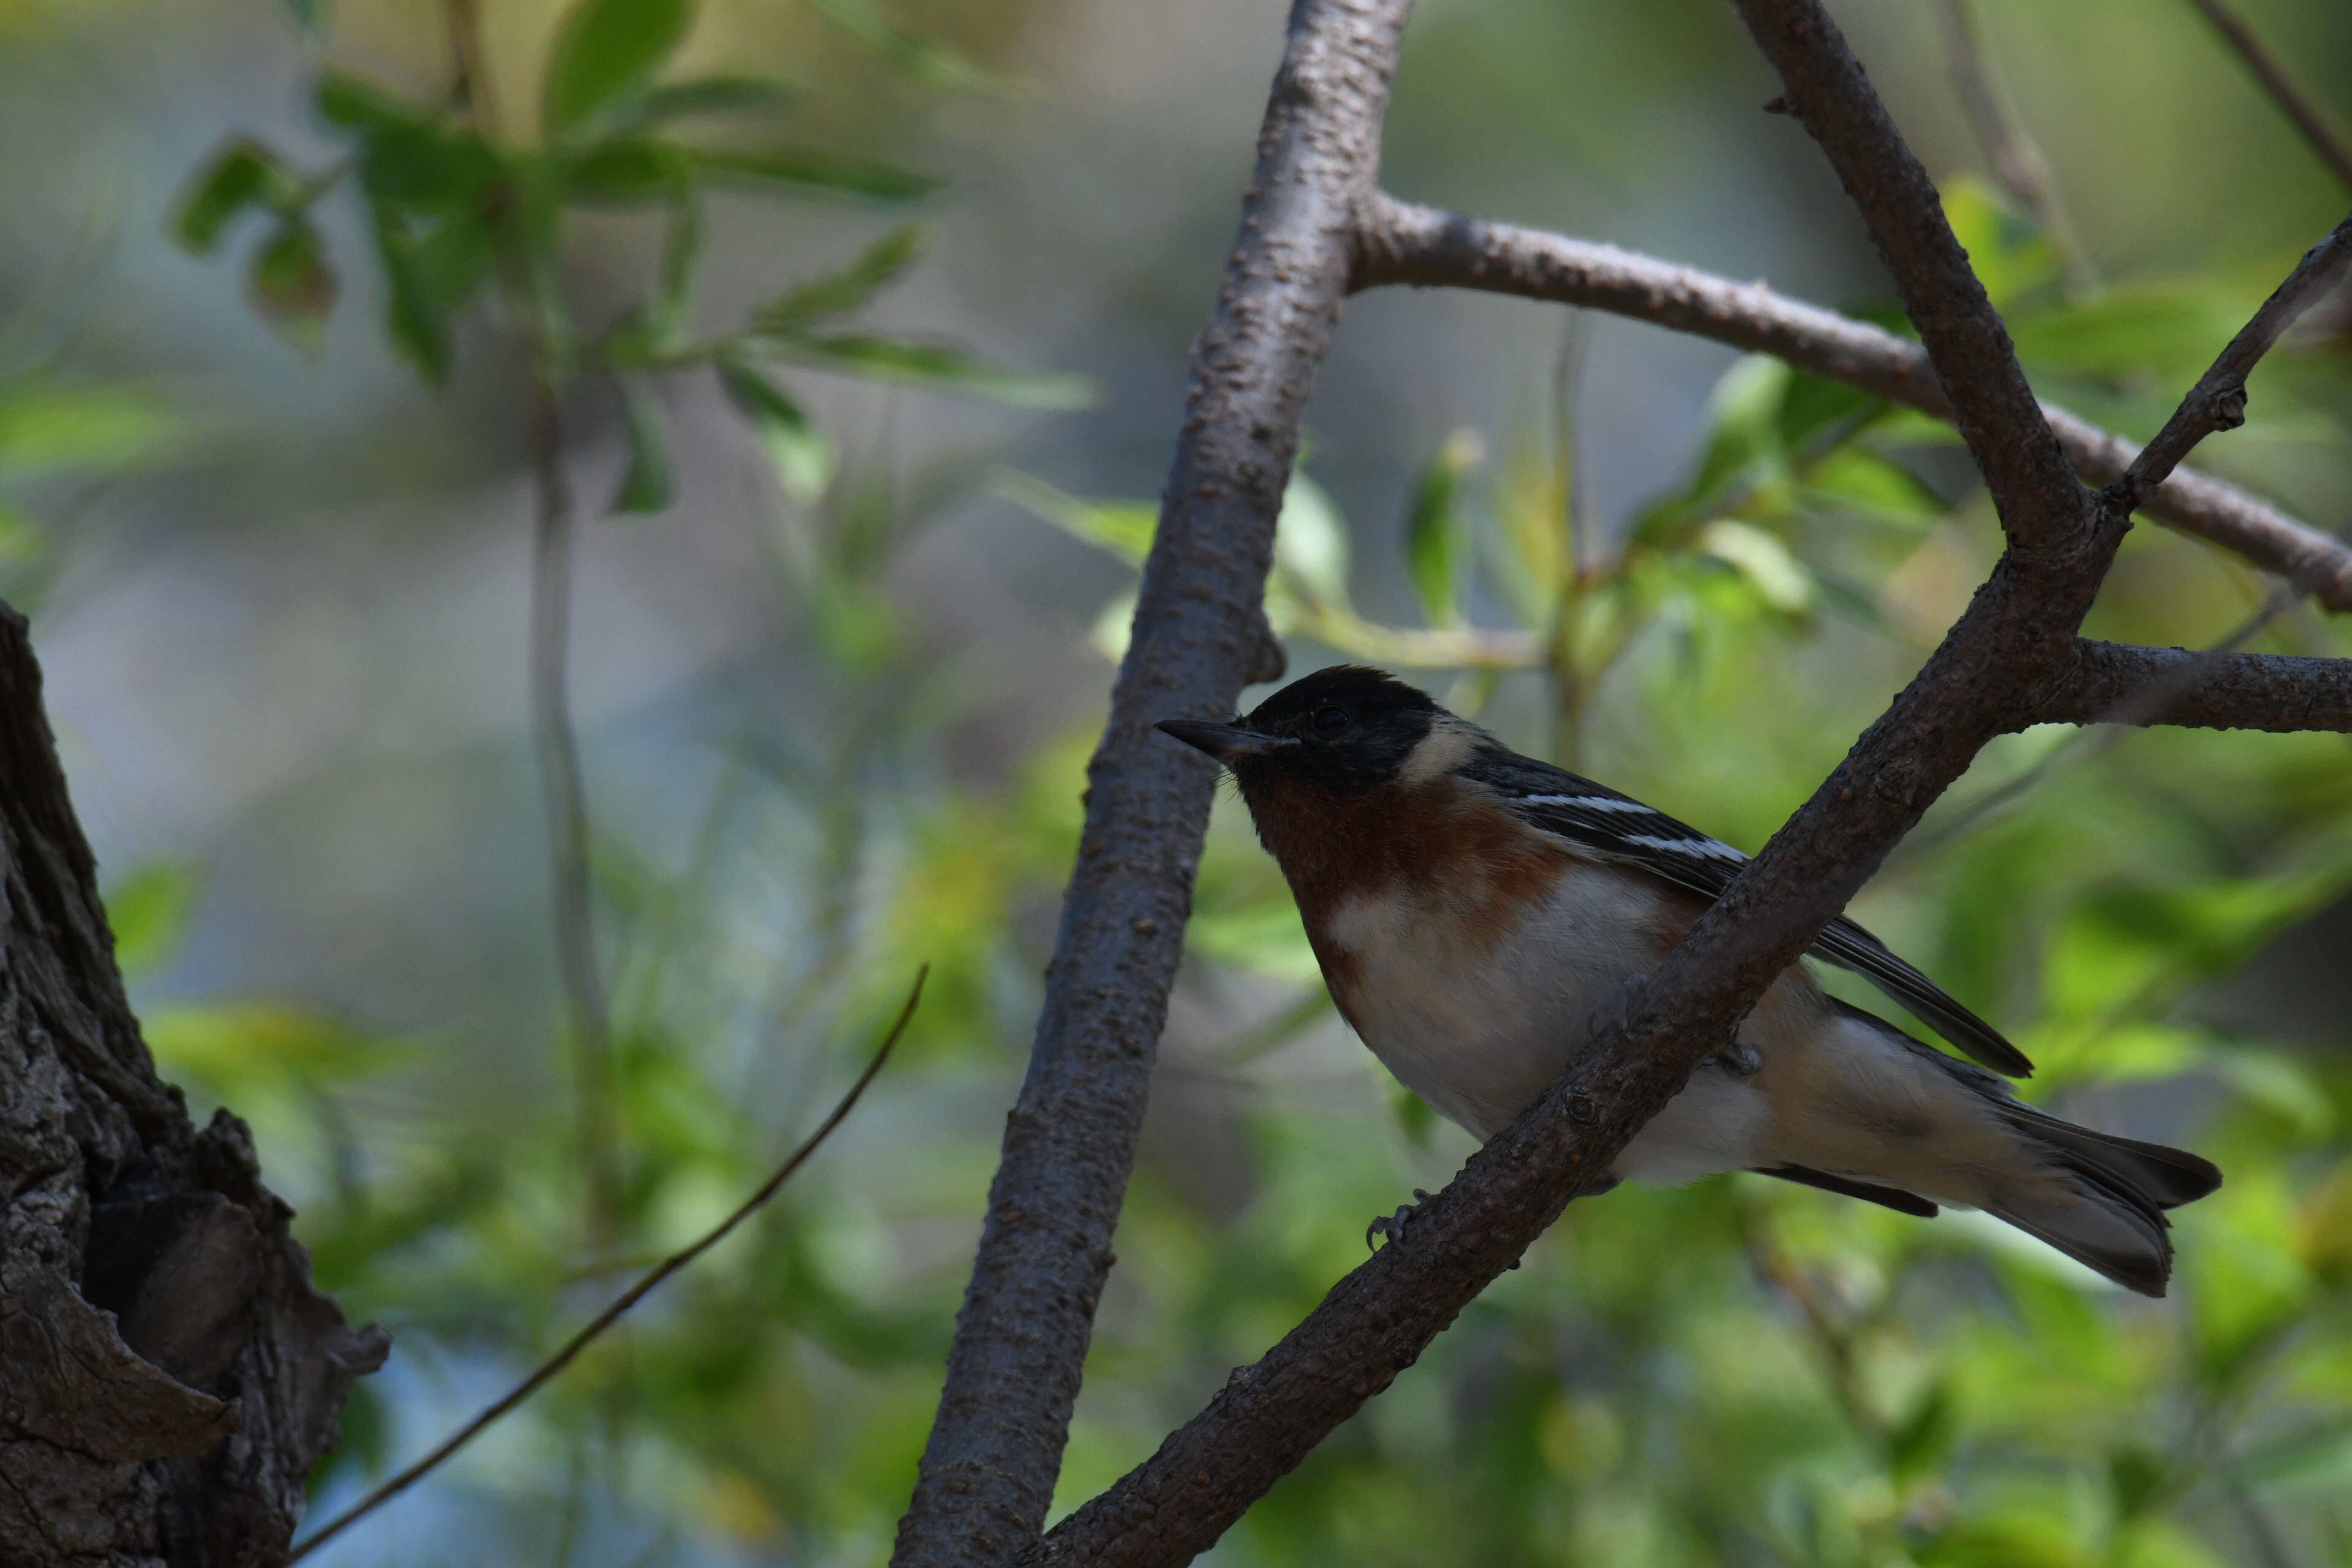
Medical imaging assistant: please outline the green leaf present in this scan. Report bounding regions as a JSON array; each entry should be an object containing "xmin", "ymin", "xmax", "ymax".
[
  {"xmin": 315, "ymin": 68, "xmax": 438, "ymax": 135},
  {"xmin": 653, "ymin": 188, "xmax": 703, "ymax": 340},
  {"xmin": 991, "ymin": 470, "xmax": 1154, "ymax": 566},
  {"xmin": 718, "ymin": 359, "xmax": 831, "ymax": 503},
  {"xmin": 0, "ymin": 381, "xmax": 187, "ymax": 474},
  {"xmin": 751, "ymin": 223, "xmax": 926, "ymax": 334},
  {"xmin": 371, "ymin": 212, "xmax": 495, "ymax": 386},
  {"xmin": 772, "ymin": 335, "xmax": 1093, "ymax": 408},
  {"xmin": 106, "ymin": 863, "xmax": 200, "ymax": 977},
  {"xmin": 1403, "ymin": 428, "xmax": 1481, "ymax": 625},
  {"xmin": 144, "ymin": 1000, "xmax": 402, "ymax": 1093},
  {"xmin": 1275, "ymin": 470, "xmax": 1351, "ymax": 606},
  {"xmin": 800, "ymin": 0, "xmax": 1002, "ymax": 93},
  {"xmin": 626, "ymin": 75, "xmax": 801, "ymax": 128},
  {"xmin": 1699, "ymin": 520, "xmax": 1812, "ymax": 613},
  {"xmin": 173, "ymin": 139, "xmax": 298, "ymax": 253},
  {"xmin": 612, "ymin": 378, "xmax": 676, "ymax": 514},
  {"xmin": 696, "ymin": 146, "xmax": 940, "ymax": 203},
  {"xmin": 247, "ymin": 221, "xmax": 339, "ymax": 348},
  {"xmin": 561, "ymin": 137, "xmax": 694, "ymax": 204},
  {"xmin": 545, "ymin": 0, "xmax": 697, "ymax": 138},
  {"xmin": 1942, "ymin": 173, "xmax": 2059, "ymax": 309}
]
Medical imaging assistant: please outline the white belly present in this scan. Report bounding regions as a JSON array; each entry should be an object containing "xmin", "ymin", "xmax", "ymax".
[{"xmin": 1324, "ymin": 862, "xmax": 1769, "ymax": 1184}]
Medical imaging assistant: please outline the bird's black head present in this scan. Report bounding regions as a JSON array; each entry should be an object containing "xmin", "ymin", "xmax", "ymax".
[{"xmin": 1157, "ymin": 665, "xmax": 1441, "ymax": 795}]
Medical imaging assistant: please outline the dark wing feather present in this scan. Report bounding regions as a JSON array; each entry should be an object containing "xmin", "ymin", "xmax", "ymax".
[{"xmin": 1462, "ymin": 745, "xmax": 2034, "ymax": 1078}]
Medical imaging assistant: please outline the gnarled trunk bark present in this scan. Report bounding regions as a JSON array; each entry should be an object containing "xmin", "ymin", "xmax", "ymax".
[{"xmin": 0, "ymin": 602, "xmax": 386, "ymax": 1567}]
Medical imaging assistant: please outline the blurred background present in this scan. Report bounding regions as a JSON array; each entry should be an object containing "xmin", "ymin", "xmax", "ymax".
[{"xmin": 4, "ymin": 0, "xmax": 2352, "ymax": 1563}]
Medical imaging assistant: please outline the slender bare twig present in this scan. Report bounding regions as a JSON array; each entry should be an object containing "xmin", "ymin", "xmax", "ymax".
[
  {"xmin": 1932, "ymin": 0, "xmax": 2097, "ymax": 295},
  {"xmin": 2183, "ymin": 0, "xmax": 2352, "ymax": 191},
  {"xmin": 526, "ymin": 376, "xmax": 622, "ymax": 1251},
  {"xmin": 286, "ymin": 967, "xmax": 928, "ymax": 1565},
  {"xmin": 1350, "ymin": 195, "xmax": 2352, "ymax": 609},
  {"xmin": 2015, "ymin": 637, "xmax": 2352, "ymax": 734},
  {"xmin": 887, "ymin": 5, "xmax": 1412, "ymax": 1563},
  {"xmin": 1014, "ymin": 1, "xmax": 2352, "ymax": 1558},
  {"xmin": 2114, "ymin": 211, "xmax": 2352, "ymax": 505}
]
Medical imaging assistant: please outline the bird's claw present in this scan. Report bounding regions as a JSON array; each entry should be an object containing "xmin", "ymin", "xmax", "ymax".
[{"xmin": 1366, "ymin": 1188, "xmax": 1434, "ymax": 1251}]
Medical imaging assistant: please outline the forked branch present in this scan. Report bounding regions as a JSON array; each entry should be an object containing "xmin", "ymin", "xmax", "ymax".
[
  {"xmin": 1351, "ymin": 204, "xmax": 2352, "ymax": 607},
  {"xmin": 1014, "ymin": 2, "xmax": 2352, "ymax": 1562}
]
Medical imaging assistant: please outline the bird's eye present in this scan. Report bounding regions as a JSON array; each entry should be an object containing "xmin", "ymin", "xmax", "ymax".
[{"xmin": 1311, "ymin": 705, "xmax": 1348, "ymax": 736}]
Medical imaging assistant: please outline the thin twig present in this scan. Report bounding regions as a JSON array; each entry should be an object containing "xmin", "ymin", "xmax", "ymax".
[
  {"xmin": 2182, "ymin": 0, "xmax": 2352, "ymax": 191},
  {"xmin": 1895, "ymin": 582, "xmax": 2301, "ymax": 861},
  {"xmin": 526, "ymin": 375, "xmax": 623, "ymax": 1253},
  {"xmin": 1932, "ymin": 0, "xmax": 2098, "ymax": 296},
  {"xmin": 2114, "ymin": 211, "xmax": 2352, "ymax": 506},
  {"xmin": 286, "ymin": 967, "xmax": 928, "ymax": 1565}
]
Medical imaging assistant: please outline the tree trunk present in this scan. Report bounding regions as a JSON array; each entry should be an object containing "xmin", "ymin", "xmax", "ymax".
[{"xmin": 0, "ymin": 601, "xmax": 387, "ymax": 1567}]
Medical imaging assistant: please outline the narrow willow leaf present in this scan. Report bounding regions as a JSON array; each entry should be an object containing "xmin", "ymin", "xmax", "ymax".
[
  {"xmin": 561, "ymin": 137, "xmax": 694, "ymax": 204},
  {"xmin": 1404, "ymin": 428, "xmax": 1481, "ymax": 625},
  {"xmin": 751, "ymin": 223, "xmax": 926, "ymax": 333},
  {"xmin": 718, "ymin": 359, "xmax": 831, "ymax": 503},
  {"xmin": 174, "ymin": 139, "xmax": 297, "ymax": 253},
  {"xmin": 106, "ymin": 863, "xmax": 201, "ymax": 977},
  {"xmin": 697, "ymin": 146, "xmax": 939, "ymax": 203},
  {"xmin": 315, "ymin": 68, "xmax": 438, "ymax": 135},
  {"xmin": 776, "ymin": 335, "xmax": 1093, "ymax": 409},
  {"xmin": 990, "ymin": 469, "xmax": 1154, "ymax": 566},
  {"xmin": 627, "ymin": 76, "xmax": 801, "ymax": 127},
  {"xmin": 0, "ymin": 381, "xmax": 187, "ymax": 474},
  {"xmin": 545, "ymin": 0, "xmax": 697, "ymax": 138},
  {"xmin": 612, "ymin": 378, "xmax": 677, "ymax": 513},
  {"xmin": 800, "ymin": 0, "xmax": 1002, "ymax": 93}
]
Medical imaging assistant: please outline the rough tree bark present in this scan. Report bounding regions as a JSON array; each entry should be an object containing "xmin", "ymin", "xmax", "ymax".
[
  {"xmin": 893, "ymin": 1, "xmax": 2352, "ymax": 1564},
  {"xmin": 887, "ymin": 3, "xmax": 1412, "ymax": 1564},
  {"xmin": 0, "ymin": 603, "xmax": 387, "ymax": 1567}
]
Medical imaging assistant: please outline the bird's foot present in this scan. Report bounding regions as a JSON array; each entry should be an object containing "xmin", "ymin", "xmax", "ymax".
[
  {"xmin": 1701, "ymin": 1044, "xmax": 1763, "ymax": 1078},
  {"xmin": 1366, "ymin": 1188, "xmax": 1434, "ymax": 1251}
]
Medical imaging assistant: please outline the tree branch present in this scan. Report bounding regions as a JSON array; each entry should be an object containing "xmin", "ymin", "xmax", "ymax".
[
  {"xmin": 1020, "ymin": 2, "xmax": 2352, "ymax": 1561},
  {"xmin": 2182, "ymin": 0, "xmax": 2352, "ymax": 191},
  {"xmin": 1351, "ymin": 196, "xmax": 2352, "ymax": 609},
  {"xmin": 284, "ymin": 969, "xmax": 925, "ymax": 1564},
  {"xmin": 887, "ymin": 4, "xmax": 1413, "ymax": 1564},
  {"xmin": 2017, "ymin": 639, "xmax": 2352, "ymax": 733},
  {"xmin": 2114, "ymin": 211, "xmax": 2352, "ymax": 505}
]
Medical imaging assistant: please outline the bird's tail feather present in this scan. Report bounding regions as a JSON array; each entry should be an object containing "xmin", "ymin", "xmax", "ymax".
[{"xmin": 1981, "ymin": 1110, "xmax": 2223, "ymax": 1297}]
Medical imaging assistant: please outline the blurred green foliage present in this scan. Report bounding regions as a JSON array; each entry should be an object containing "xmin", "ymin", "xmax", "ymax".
[{"xmin": 12, "ymin": 0, "xmax": 2351, "ymax": 1564}]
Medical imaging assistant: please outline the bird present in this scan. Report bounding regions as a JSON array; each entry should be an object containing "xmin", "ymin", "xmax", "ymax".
[{"xmin": 1157, "ymin": 663, "xmax": 2222, "ymax": 1296}]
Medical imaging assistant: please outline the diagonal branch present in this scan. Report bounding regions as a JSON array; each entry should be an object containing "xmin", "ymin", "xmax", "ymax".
[
  {"xmin": 887, "ymin": 4, "xmax": 1414, "ymax": 1565},
  {"xmin": 2115, "ymin": 211, "xmax": 2352, "ymax": 504},
  {"xmin": 2017, "ymin": 640, "xmax": 2352, "ymax": 733},
  {"xmin": 2183, "ymin": 0, "xmax": 2352, "ymax": 191},
  {"xmin": 1351, "ymin": 196, "xmax": 2352, "ymax": 610},
  {"xmin": 1022, "ymin": 3, "xmax": 2352, "ymax": 1563}
]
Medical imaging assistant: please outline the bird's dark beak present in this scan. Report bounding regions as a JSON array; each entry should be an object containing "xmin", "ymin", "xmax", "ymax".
[{"xmin": 1155, "ymin": 719, "xmax": 1297, "ymax": 764}]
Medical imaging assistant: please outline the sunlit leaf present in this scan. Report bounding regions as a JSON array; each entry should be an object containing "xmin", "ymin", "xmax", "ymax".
[
  {"xmin": 697, "ymin": 146, "xmax": 940, "ymax": 203},
  {"xmin": 0, "ymin": 381, "xmax": 186, "ymax": 474},
  {"xmin": 1404, "ymin": 428, "xmax": 1481, "ymax": 625},
  {"xmin": 612, "ymin": 378, "xmax": 677, "ymax": 514},
  {"xmin": 751, "ymin": 224, "xmax": 927, "ymax": 334},
  {"xmin": 1699, "ymin": 520, "xmax": 1810, "ymax": 613},
  {"xmin": 106, "ymin": 863, "xmax": 200, "ymax": 977},
  {"xmin": 990, "ymin": 469, "xmax": 1154, "ymax": 566},
  {"xmin": 144, "ymin": 1000, "xmax": 404, "ymax": 1092},
  {"xmin": 1942, "ymin": 174, "xmax": 2060, "ymax": 309},
  {"xmin": 1274, "ymin": 469, "xmax": 1350, "ymax": 606},
  {"xmin": 719, "ymin": 359, "xmax": 832, "ymax": 503},
  {"xmin": 545, "ymin": 0, "xmax": 697, "ymax": 137}
]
